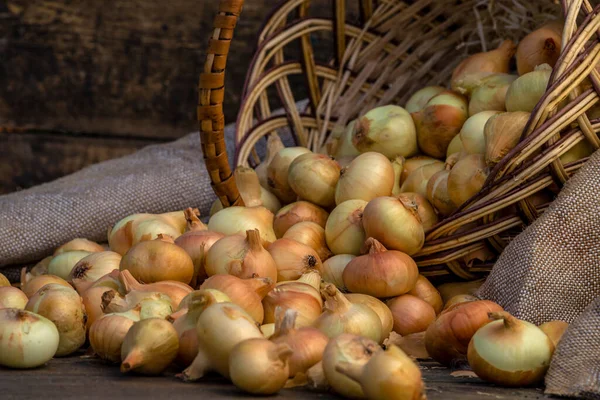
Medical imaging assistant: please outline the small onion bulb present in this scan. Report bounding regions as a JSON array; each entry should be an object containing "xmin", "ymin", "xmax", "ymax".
[{"xmin": 335, "ymin": 152, "xmax": 395, "ymax": 204}]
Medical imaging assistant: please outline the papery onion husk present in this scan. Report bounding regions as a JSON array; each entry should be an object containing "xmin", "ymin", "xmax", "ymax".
[
  {"xmin": 467, "ymin": 311, "xmax": 554, "ymax": 386},
  {"xmin": 82, "ymin": 273, "xmax": 125, "ymax": 331},
  {"xmin": 401, "ymin": 156, "xmax": 439, "ymax": 185},
  {"xmin": 460, "ymin": 111, "xmax": 502, "ymax": 155},
  {"xmin": 121, "ymin": 318, "xmax": 179, "ymax": 375},
  {"xmin": 205, "ymin": 230, "xmax": 278, "ymax": 282},
  {"xmin": 283, "ymin": 221, "xmax": 333, "ymax": 261},
  {"xmin": 322, "ymin": 333, "xmax": 382, "ymax": 398},
  {"xmin": 256, "ymin": 134, "xmax": 285, "ymax": 189},
  {"xmin": 443, "ymin": 294, "xmax": 478, "ymax": 310},
  {"xmin": 362, "ymin": 195, "xmax": 424, "ymax": 255},
  {"xmin": 345, "ymin": 293, "xmax": 394, "ymax": 343},
  {"xmin": 54, "ymin": 238, "xmax": 105, "ymax": 255},
  {"xmin": 335, "ymin": 345, "xmax": 425, "ymax": 400},
  {"xmin": 22, "ymin": 275, "xmax": 72, "ymax": 298},
  {"xmin": 343, "ymin": 238, "xmax": 419, "ymax": 298},
  {"xmin": 0, "ymin": 308, "xmax": 60, "ymax": 368},
  {"xmin": 273, "ymin": 201, "xmax": 329, "ymax": 238},
  {"xmin": 484, "ymin": 111, "xmax": 531, "ymax": 166},
  {"xmin": 288, "ymin": 153, "xmax": 341, "ymax": 208},
  {"xmin": 69, "ymin": 251, "xmax": 122, "ymax": 294},
  {"xmin": 47, "ymin": 250, "xmax": 92, "ymax": 280},
  {"xmin": 325, "ymin": 199, "xmax": 368, "ymax": 256},
  {"xmin": 468, "ymin": 74, "xmax": 517, "ymax": 116},
  {"xmin": 505, "ymin": 64, "xmax": 552, "ymax": 112},
  {"xmin": 352, "ymin": 105, "xmax": 418, "ymax": 159},
  {"xmin": 425, "ymin": 300, "xmax": 503, "ymax": 366},
  {"xmin": 321, "ymin": 254, "xmax": 355, "ymax": 291},
  {"xmin": 426, "ymin": 170, "xmax": 456, "ymax": 217},
  {"xmin": 400, "ymin": 161, "xmax": 445, "ymax": 199},
  {"xmin": 539, "ymin": 320, "xmax": 569, "ymax": 349},
  {"xmin": 408, "ymin": 275, "xmax": 443, "ymax": 314},
  {"xmin": 209, "ymin": 206, "xmax": 276, "ymax": 245},
  {"xmin": 268, "ymin": 238, "xmax": 323, "ymax": 282},
  {"xmin": 267, "ymin": 146, "xmax": 312, "ymax": 203},
  {"xmin": 383, "ymin": 331, "xmax": 429, "ymax": 360},
  {"xmin": 335, "ymin": 152, "xmax": 395, "ymax": 204},
  {"xmin": 448, "ymin": 154, "xmax": 489, "ymax": 207},
  {"xmin": 405, "ymin": 86, "xmax": 446, "ymax": 113},
  {"xmin": 387, "ymin": 294, "xmax": 436, "ymax": 336},
  {"xmin": 516, "ymin": 21, "xmax": 563, "ymax": 75},
  {"xmin": 25, "ymin": 284, "xmax": 87, "ymax": 356},
  {"xmin": 101, "ymin": 289, "xmax": 173, "ymax": 320},
  {"xmin": 401, "ymin": 192, "xmax": 439, "ymax": 232},
  {"xmin": 262, "ymin": 277, "xmax": 323, "ymax": 327},
  {"xmin": 412, "ymin": 90, "xmax": 469, "ymax": 159},
  {"xmin": 0, "ymin": 287, "xmax": 29, "ymax": 309},
  {"xmin": 451, "ymin": 40, "xmax": 516, "ymax": 95}
]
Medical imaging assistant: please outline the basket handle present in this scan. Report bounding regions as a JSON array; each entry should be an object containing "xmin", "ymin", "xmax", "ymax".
[{"xmin": 198, "ymin": 0, "xmax": 245, "ymax": 208}]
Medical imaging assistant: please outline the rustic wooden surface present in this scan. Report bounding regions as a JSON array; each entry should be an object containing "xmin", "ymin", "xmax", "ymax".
[{"xmin": 0, "ymin": 356, "xmax": 551, "ymax": 399}]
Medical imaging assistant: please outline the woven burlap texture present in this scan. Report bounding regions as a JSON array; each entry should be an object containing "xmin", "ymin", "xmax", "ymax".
[
  {"xmin": 478, "ymin": 149, "xmax": 600, "ymax": 324},
  {"xmin": 545, "ymin": 296, "xmax": 600, "ymax": 398}
]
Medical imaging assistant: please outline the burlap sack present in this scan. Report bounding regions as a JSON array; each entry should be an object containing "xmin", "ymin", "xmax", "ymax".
[
  {"xmin": 477, "ymin": 149, "xmax": 600, "ymax": 324},
  {"xmin": 545, "ymin": 296, "xmax": 600, "ymax": 398}
]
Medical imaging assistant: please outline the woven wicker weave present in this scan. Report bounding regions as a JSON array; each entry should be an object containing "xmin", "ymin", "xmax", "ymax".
[{"xmin": 198, "ymin": 0, "xmax": 600, "ymax": 280}]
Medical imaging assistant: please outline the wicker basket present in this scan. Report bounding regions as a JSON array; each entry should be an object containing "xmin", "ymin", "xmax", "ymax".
[{"xmin": 198, "ymin": 0, "xmax": 600, "ymax": 280}]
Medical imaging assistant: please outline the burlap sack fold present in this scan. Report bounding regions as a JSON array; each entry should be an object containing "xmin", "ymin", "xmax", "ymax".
[{"xmin": 477, "ymin": 149, "xmax": 600, "ymax": 325}]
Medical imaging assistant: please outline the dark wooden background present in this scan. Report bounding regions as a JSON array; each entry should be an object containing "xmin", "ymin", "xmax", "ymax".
[{"xmin": 0, "ymin": 0, "xmax": 334, "ymax": 194}]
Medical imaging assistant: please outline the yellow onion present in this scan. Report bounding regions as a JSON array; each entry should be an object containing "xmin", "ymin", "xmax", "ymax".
[
  {"xmin": 352, "ymin": 105, "xmax": 418, "ymax": 159},
  {"xmin": 539, "ymin": 320, "xmax": 569, "ymax": 349},
  {"xmin": 271, "ymin": 308, "xmax": 329, "ymax": 377},
  {"xmin": 273, "ymin": 201, "xmax": 329, "ymax": 238},
  {"xmin": 321, "ymin": 254, "xmax": 355, "ymax": 291},
  {"xmin": 22, "ymin": 256, "xmax": 53, "ymax": 284},
  {"xmin": 387, "ymin": 294, "xmax": 436, "ymax": 336},
  {"xmin": 0, "ymin": 309, "xmax": 60, "ymax": 369},
  {"xmin": 200, "ymin": 274, "xmax": 273, "ymax": 323},
  {"xmin": 54, "ymin": 238, "xmax": 104, "ymax": 255},
  {"xmin": 47, "ymin": 250, "xmax": 92, "ymax": 280},
  {"xmin": 468, "ymin": 74, "xmax": 518, "ymax": 116},
  {"xmin": 267, "ymin": 146, "xmax": 312, "ymax": 203},
  {"xmin": 408, "ymin": 275, "xmax": 443, "ymax": 314},
  {"xmin": 283, "ymin": 221, "xmax": 333, "ymax": 261},
  {"xmin": 261, "ymin": 323, "xmax": 275, "ymax": 339},
  {"xmin": 362, "ymin": 195, "xmax": 424, "ymax": 255},
  {"xmin": 0, "ymin": 272, "xmax": 10, "ymax": 287},
  {"xmin": 505, "ymin": 64, "xmax": 552, "ymax": 112},
  {"xmin": 446, "ymin": 134, "xmax": 465, "ymax": 158},
  {"xmin": 120, "ymin": 235, "xmax": 194, "ymax": 284},
  {"xmin": 345, "ymin": 293, "xmax": 394, "ymax": 343},
  {"xmin": 119, "ymin": 269, "xmax": 193, "ymax": 308},
  {"xmin": 405, "ymin": 86, "xmax": 445, "ymax": 113},
  {"xmin": 81, "ymin": 272, "xmax": 124, "ymax": 331},
  {"xmin": 121, "ymin": 318, "xmax": 179, "ymax": 375},
  {"xmin": 209, "ymin": 206, "xmax": 276, "ymax": 245},
  {"xmin": 234, "ymin": 165, "xmax": 282, "ymax": 214},
  {"xmin": 451, "ymin": 40, "xmax": 516, "ymax": 94},
  {"xmin": 516, "ymin": 21, "xmax": 563, "ymax": 75},
  {"xmin": 335, "ymin": 152, "xmax": 395, "ymax": 204},
  {"xmin": 89, "ymin": 308, "xmax": 140, "ymax": 363},
  {"xmin": 313, "ymin": 284, "xmax": 382, "ymax": 343},
  {"xmin": 333, "ymin": 120, "xmax": 361, "ymax": 158},
  {"xmin": 425, "ymin": 300, "xmax": 503, "ymax": 366},
  {"xmin": 256, "ymin": 134, "xmax": 285, "ymax": 189},
  {"xmin": 21, "ymin": 275, "xmax": 71, "ymax": 298},
  {"xmin": 69, "ymin": 251, "xmax": 122, "ymax": 294},
  {"xmin": 460, "ymin": 111, "xmax": 502, "ymax": 155},
  {"xmin": 343, "ymin": 238, "xmax": 418, "ymax": 298},
  {"xmin": 401, "ymin": 156, "xmax": 439, "ymax": 185},
  {"xmin": 426, "ymin": 170, "xmax": 456, "ymax": 217},
  {"xmin": 412, "ymin": 90, "xmax": 469, "ymax": 158},
  {"xmin": 448, "ymin": 154, "xmax": 489, "ymax": 207},
  {"xmin": 400, "ymin": 161, "xmax": 445, "ymax": 198},
  {"xmin": 336, "ymin": 345, "xmax": 424, "ymax": 400},
  {"xmin": 288, "ymin": 153, "xmax": 341, "ymax": 207},
  {"xmin": 443, "ymin": 294, "xmax": 479, "ymax": 310},
  {"xmin": 391, "ymin": 156, "xmax": 404, "ymax": 196},
  {"xmin": 205, "ymin": 230, "xmax": 278, "ymax": 282},
  {"xmin": 25, "ymin": 284, "xmax": 86, "ymax": 356},
  {"xmin": 322, "ymin": 333, "xmax": 382, "ymax": 398},
  {"xmin": 325, "ymin": 199, "xmax": 368, "ymax": 256},
  {"xmin": 437, "ymin": 279, "xmax": 484, "ymax": 304},
  {"xmin": 268, "ymin": 238, "xmax": 323, "ymax": 282},
  {"xmin": 383, "ymin": 331, "xmax": 429, "ymax": 360},
  {"xmin": 468, "ymin": 311, "xmax": 554, "ymax": 386},
  {"xmin": 101, "ymin": 290, "xmax": 173, "ymax": 319},
  {"xmin": 229, "ymin": 338, "xmax": 293, "ymax": 395},
  {"xmin": 0, "ymin": 287, "xmax": 28, "ymax": 309},
  {"xmin": 484, "ymin": 111, "xmax": 531, "ymax": 166},
  {"xmin": 401, "ymin": 192, "xmax": 439, "ymax": 232}
]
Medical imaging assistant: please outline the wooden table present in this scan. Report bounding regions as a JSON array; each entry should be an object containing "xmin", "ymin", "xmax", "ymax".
[{"xmin": 0, "ymin": 356, "xmax": 551, "ymax": 399}]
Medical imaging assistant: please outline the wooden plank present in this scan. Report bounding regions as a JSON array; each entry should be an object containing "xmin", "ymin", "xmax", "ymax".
[{"xmin": 0, "ymin": 356, "xmax": 551, "ymax": 399}]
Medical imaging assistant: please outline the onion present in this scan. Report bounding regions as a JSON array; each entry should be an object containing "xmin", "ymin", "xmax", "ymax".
[
  {"xmin": 401, "ymin": 192, "xmax": 439, "ymax": 232},
  {"xmin": 234, "ymin": 166, "xmax": 281, "ymax": 214},
  {"xmin": 468, "ymin": 311, "xmax": 554, "ymax": 386},
  {"xmin": 321, "ymin": 254, "xmax": 355, "ymax": 291},
  {"xmin": 426, "ymin": 170, "xmax": 456, "ymax": 217},
  {"xmin": 362, "ymin": 195, "xmax": 424, "ymax": 255},
  {"xmin": 539, "ymin": 320, "xmax": 569, "ymax": 348},
  {"xmin": 69, "ymin": 251, "xmax": 122, "ymax": 294},
  {"xmin": 484, "ymin": 111, "xmax": 531, "ymax": 166},
  {"xmin": 283, "ymin": 221, "xmax": 333, "ymax": 261},
  {"xmin": 443, "ymin": 294, "xmax": 478, "ymax": 310},
  {"xmin": 425, "ymin": 300, "xmax": 503, "ymax": 366},
  {"xmin": 345, "ymin": 293, "xmax": 394, "ymax": 343},
  {"xmin": 273, "ymin": 201, "xmax": 329, "ymax": 238},
  {"xmin": 119, "ymin": 269, "xmax": 193, "ymax": 309},
  {"xmin": 468, "ymin": 74, "xmax": 517, "ymax": 116},
  {"xmin": 343, "ymin": 238, "xmax": 419, "ymax": 298},
  {"xmin": 460, "ymin": 111, "xmax": 502, "ymax": 155},
  {"xmin": 412, "ymin": 90, "xmax": 469, "ymax": 159},
  {"xmin": 405, "ymin": 86, "xmax": 445, "ymax": 113},
  {"xmin": 47, "ymin": 250, "xmax": 92, "ymax": 280},
  {"xmin": 448, "ymin": 154, "xmax": 489, "ymax": 207},
  {"xmin": 21, "ymin": 275, "xmax": 71, "ymax": 298},
  {"xmin": 400, "ymin": 161, "xmax": 445, "ymax": 198},
  {"xmin": 408, "ymin": 275, "xmax": 443, "ymax": 314},
  {"xmin": 401, "ymin": 156, "xmax": 439, "ymax": 184},
  {"xmin": 209, "ymin": 206, "xmax": 276, "ymax": 245},
  {"xmin": 267, "ymin": 146, "xmax": 312, "ymax": 203},
  {"xmin": 333, "ymin": 120, "xmax": 361, "ymax": 158},
  {"xmin": 516, "ymin": 21, "xmax": 563, "ymax": 75},
  {"xmin": 335, "ymin": 152, "xmax": 395, "ymax": 204},
  {"xmin": 391, "ymin": 156, "xmax": 404, "ymax": 196},
  {"xmin": 288, "ymin": 153, "xmax": 341, "ymax": 208},
  {"xmin": 325, "ymin": 199, "xmax": 368, "ymax": 255},
  {"xmin": 89, "ymin": 308, "xmax": 140, "ymax": 363},
  {"xmin": 437, "ymin": 279, "xmax": 484, "ymax": 304},
  {"xmin": 451, "ymin": 40, "xmax": 516, "ymax": 94},
  {"xmin": 505, "ymin": 64, "xmax": 552, "ymax": 112},
  {"xmin": 0, "ymin": 273, "xmax": 9, "ymax": 287},
  {"xmin": 446, "ymin": 134, "xmax": 465, "ymax": 158},
  {"xmin": 54, "ymin": 238, "xmax": 104, "ymax": 255},
  {"xmin": 387, "ymin": 294, "xmax": 436, "ymax": 336},
  {"xmin": 268, "ymin": 238, "xmax": 323, "ymax": 282},
  {"xmin": 0, "ymin": 287, "xmax": 28, "ymax": 309},
  {"xmin": 352, "ymin": 105, "xmax": 418, "ymax": 159},
  {"xmin": 0, "ymin": 309, "xmax": 60, "ymax": 368},
  {"xmin": 256, "ymin": 134, "xmax": 284, "ymax": 189}
]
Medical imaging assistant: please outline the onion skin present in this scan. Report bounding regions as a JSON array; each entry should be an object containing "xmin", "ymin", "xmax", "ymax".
[
  {"xmin": 284, "ymin": 221, "xmax": 333, "ymax": 261},
  {"xmin": 516, "ymin": 22, "xmax": 563, "ymax": 75},
  {"xmin": 425, "ymin": 300, "xmax": 503, "ymax": 366},
  {"xmin": 539, "ymin": 320, "xmax": 569, "ymax": 348},
  {"xmin": 0, "ymin": 287, "xmax": 29, "ymax": 309},
  {"xmin": 426, "ymin": 170, "xmax": 456, "ymax": 217},
  {"xmin": 119, "ymin": 269, "xmax": 193, "ymax": 309},
  {"xmin": 335, "ymin": 152, "xmax": 395, "ymax": 205},
  {"xmin": 325, "ymin": 200, "xmax": 368, "ymax": 256},
  {"xmin": 408, "ymin": 275, "xmax": 443, "ymax": 314},
  {"xmin": 405, "ymin": 86, "xmax": 445, "ymax": 113},
  {"xmin": 345, "ymin": 293, "xmax": 394, "ymax": 343},
  {"xmin": 387, "ymin": 294, "xmax": 436, "ymax": 336},
  {"xmin": 268, "ymin": 238, "xmax": 323, "ymax": 282},
  {"xmin": 54, "ymin": 238, "xmax": 105, "ymax": 255},
  {"xmin": 288, "ymin": 153, "xmax": 341, "ymax": 208},
  {"xmin": 460, "ymin": 111, "xmax": 502, "ymax": 155},
  {"xmin": 505, "ymin": 64, "xmax": 552, "ymax": 113},
  {"xmin": 267, "ymin": 147, "xmax": 312, "ymax": 203},
  {"xmin": 401, "ymin": 156, "xmax": 439, "ymax": 185},
  {"xmin": 448, "ymin": 154, "xmax": 489, "ymax": 207},
  {"xmin": 273, "ymin": 201, "xmax": 329, "ymax": 238},
  {"xmin": 484, "ymin": 111, "xmax": 531, "ymax": 166},
  {"xmin": 22, "ymin": 275, "xmax": 71, "ymax": 298},
  {"xmin": 321, "ymin": 254, "xmax": 354, "ymax": 291},
  {"xmin": 401, "ymin": 192, "xmax": 439, "ymax": 232}
]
